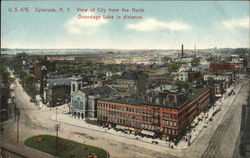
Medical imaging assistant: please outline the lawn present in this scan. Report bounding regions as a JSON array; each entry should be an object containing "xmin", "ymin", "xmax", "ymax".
[{"xmin": 24, "ymin": 135, "xmax": 109, "ymax": 158}]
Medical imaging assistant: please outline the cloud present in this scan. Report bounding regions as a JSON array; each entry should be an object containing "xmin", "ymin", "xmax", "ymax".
[
  {"xmin": 222, "ymin": 17, "xmax": 249, "ymax": 29},
  {"xmin": 126, "ymin": 18, "xmax": 191, "ymax": 31},
  {"xmin": 64, "ymin": 13, "xmax": 108, "ymax": 35}
]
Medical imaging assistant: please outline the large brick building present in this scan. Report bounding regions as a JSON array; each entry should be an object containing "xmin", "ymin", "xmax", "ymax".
[
  {"xmin": 210, "ymin": 62, "xmax": 233, "ymax": 73},
  {"xmin": 96, "ymin": 85, "xmax": 211, "ymax": 139}
]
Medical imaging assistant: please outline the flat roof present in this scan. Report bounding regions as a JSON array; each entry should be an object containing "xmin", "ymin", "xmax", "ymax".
[{"xmin": 99, "ymin": 87, "xmax": 209, "ymax": 109}]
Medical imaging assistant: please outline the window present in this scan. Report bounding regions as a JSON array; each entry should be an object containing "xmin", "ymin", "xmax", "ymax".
[
  {"xmin": 173, "ymin": 122, "xmax": 176, "ymax": 127},
  {"xmin": 72, "ymin": 84, "xmax": 75, "ymax": 92},
  {"xmin": 80, "ymin": 102, "xmax": 83, "ymax": 110},
  {"xmin": 169, "ymin": 95, "xmax": 174, "ymax": 103},
  {"xmin": 170, "ymin": 121, "xmax": 172, "ymax": 126},
  {"xmin": 166, "ymin": 113, "xmax": 169, "ymax": 118},
  {"xmin": 78, "ymin": 83, "xmax": 81, "ymax": 90}
]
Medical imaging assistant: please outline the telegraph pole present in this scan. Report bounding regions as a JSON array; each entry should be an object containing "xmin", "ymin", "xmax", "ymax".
[{"xmin": 56, "ymin": 107, "xmax": 58, "ymax": 121}]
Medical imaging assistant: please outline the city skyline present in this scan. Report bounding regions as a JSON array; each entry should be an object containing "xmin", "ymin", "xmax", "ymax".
[{"xmin": 2, "ymin": 1, "xmax": 249, "ymax": 49}]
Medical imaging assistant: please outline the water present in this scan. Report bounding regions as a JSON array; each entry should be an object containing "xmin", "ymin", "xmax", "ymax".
[{"xmin": 0, "ymin": 49, "xmax": 109, "ymax": 55}]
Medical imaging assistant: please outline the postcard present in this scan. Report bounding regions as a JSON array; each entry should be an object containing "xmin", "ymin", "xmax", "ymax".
[{"xmin": 1, "ymin": 1, "xmax": 249, "ymax": 158}]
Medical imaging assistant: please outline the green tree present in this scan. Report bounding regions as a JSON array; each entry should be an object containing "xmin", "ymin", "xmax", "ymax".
[
  {"xmin": 190, "ymin": 57, "xmax": 200, "ymax": 66},
  {"xmin": 167, "ymin": 62, "xmax": 181, "ymax": 72},
  {"xmin": 23, "ymin": 74, "xmax": 37, "ymax": 98}
]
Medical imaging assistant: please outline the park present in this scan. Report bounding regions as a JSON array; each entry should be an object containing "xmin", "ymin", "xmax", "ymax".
[{"xmin": 24, "ymin": 135, "xmax": 109, "ymax": 158}]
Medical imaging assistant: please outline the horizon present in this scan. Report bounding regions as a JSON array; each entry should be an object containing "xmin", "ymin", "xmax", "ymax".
[{"xmin": 1, "ymin": 47, "xmax": 250, "ymax": 50}]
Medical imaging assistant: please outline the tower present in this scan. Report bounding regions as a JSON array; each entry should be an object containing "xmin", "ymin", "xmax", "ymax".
[
  {"xmin": 181, "ymin": 44, "xmax": 184, "ymax": 58},
  {"xmin": 70, "ymin": 77, "xmax": 82, "ymax": 94},
  {"xmin": 194, "ymin": 45, "xmax": 197, "ymax": 57}
]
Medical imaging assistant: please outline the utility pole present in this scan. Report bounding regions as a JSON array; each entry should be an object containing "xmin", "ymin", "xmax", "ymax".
[
  {"xmin": 56, "ymin": 107, "xmax": 58, "ymax": 121},
  {"xmin": 16, "ymin": 108, "xmax": 20, "ymax": 144}
]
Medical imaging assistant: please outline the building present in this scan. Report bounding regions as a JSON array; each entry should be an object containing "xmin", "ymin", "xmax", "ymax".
[
  {"xmin": 213, "ymin": 80, "xmax": 225, "ymax": 98},
  {"xmin": 70, "ymin": 78, "xmax": 118, "ymax": 119},
  {"xmin": 210, "ymin": 62, "xmax": 233, "ymax": 73},
  {"xmin": 111, "ymin": 71, "xmax": 149, "ymax": 96},
  {"xmin": 188, "ymin": 71, "xmax": 202, "ymax": 82},
  {"xmin": 97, "ymin": 84, "xmax": 211, "ymax": 139},
  {"xmin": 178, "ymin": 66, "xmax": 202, "ymax": 82},
  {"xmin": 30, "ymin": 63, "xmax": 42, "ymax": 79},
  {"xmin": 179, "ymin": 71, "xmax": 189, "ymax": 81},
  {"xmin": 230, "ymin": 55, "xmax": 244, "ymax": 68},
  {"xmin": 149, "ymin": 73, "xmax": 175, "ymax": 88},
  {"xmin": 106, "ymin": 71, "xmax": 122, "ymax": 78},
  {"xmin": 45, "ymin": 78, "xmax": 71, "ymax": 107},
  {"xmin": 203, "ymin": 72, "xmax": 234, "ymax": 98}
]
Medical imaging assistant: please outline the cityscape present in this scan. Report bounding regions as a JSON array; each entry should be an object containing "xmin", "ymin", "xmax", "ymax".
[{"xmin": 1, "ymin": 1, "xmax": 250, "ymax": 158}]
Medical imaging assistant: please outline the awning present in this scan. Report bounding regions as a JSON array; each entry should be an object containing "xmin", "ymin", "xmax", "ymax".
[
  {"xmin": 141, "ymin": 130, "xmax": 155, "ymax": 136},
  {"xmin": 116, "ymin": 125, "xmax": 126, "ymax": 130}
]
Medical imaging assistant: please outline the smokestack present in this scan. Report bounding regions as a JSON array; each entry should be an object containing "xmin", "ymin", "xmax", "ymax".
[
  {"xmin": 181, "ymin": 44, "xmax": 184, "ymax": 58},
  {"xmin": 194, "ymin": 45, "xmax": 196, "ymax": 57}
]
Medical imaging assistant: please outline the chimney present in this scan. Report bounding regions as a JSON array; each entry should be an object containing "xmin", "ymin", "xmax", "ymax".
[{"xmin": 181, "ymin": 44, "xmax": 184, "ymax": 58}]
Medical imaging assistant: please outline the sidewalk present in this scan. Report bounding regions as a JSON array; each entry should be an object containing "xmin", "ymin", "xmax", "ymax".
[{"xmin": 49, "ymin": 113, "xmax": 177, "ymax": 149}]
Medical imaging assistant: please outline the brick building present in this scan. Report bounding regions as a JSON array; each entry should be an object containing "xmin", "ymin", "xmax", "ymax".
[
  {"xmin": 30, "ymin": 63, "xmax": 42, "ymax": 79},
  {"xmin": 97, "ymin": 85, "xmax": 211, "ymax": 139},
  {"xmin": 210, "ymin": 62, "xmax": 233, "ymax": 73},
  {"xmin": 45, "ymin": 78, "xmax": 71, "ymax": 107}
]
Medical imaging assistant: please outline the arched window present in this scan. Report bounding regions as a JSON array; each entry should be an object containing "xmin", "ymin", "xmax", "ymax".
[
  {"xmin": 72, "ymin": 84, "xmax": 76, "ymax": 92},
  {"xmin": 78, "ymin": 83, "xmax": 81, "ymax": 90},
  {"xmin": 77, "ymin": 98, "xmax": 80, "ymax": 109},
  {"xmin": 80, "ymin": 102, "xmax": 83, "ymax": 110}
]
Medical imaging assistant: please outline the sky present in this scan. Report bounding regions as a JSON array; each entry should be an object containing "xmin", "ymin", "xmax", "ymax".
[{"xmin": 1, "ymin": 1, "xmax": 249, "ymax": 49}]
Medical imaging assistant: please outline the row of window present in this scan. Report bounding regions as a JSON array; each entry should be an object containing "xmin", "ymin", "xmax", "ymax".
[
  {"xmin": 98, "ymin": 109, "xmax": 153, "ymax": 122},
  {"xmin": 98, "ymin": 110, "xmax": 177, "ymax": 127},
  {"xmin": 72, "ymin": 100, "xmax": 84, "ymax": 110},
  {"xmin": 98, "ymin": 103, "xmax": 178, "ymax": 119},
  {"xmin": 162, "ymin": 120, "xmax": 177, "ymax": 127},
  {"xmin": 98, "ymin": 103, "xmax": 152, "ymax": 115},
  {"xmin": 164, "ymin": 128, "xmax": 177, "ymax": 135},
  {"xmin": 162, "ymin": 113, "xmax": 178, "ymax": 119}
]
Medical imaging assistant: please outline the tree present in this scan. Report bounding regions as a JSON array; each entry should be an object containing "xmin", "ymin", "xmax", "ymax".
[
  {"xmin": 190, "ymin": 57, "xmax": 200, "ymax": 66},
  {"xmin": 23, "ymin": 74, "xmax": 37, "ymax": 98},
  {"xmin": 167, "ymin": 62, "xmax": 181, "ymax": 72}
]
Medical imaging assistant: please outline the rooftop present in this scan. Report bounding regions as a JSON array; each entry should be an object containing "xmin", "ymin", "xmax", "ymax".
[
  {"xmin": 46, "ymin": 78, "xmax": 70, "ymax": 88},
  {"xmin": 99, "ymin": 86, "xmax": 209, "ymax": 109},
  {"xmin": 81, "ymin": 85, "xmax": 117, "ymax": 97}
]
